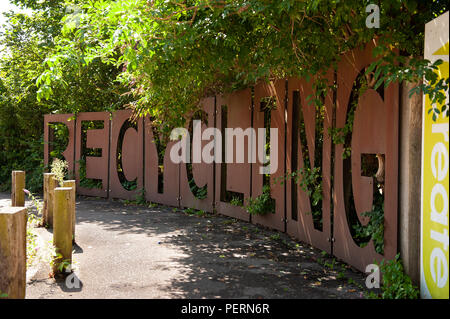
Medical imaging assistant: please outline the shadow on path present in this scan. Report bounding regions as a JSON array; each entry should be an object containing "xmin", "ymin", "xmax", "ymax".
[
  {"xmin": 0, "ymin": 192, "xmax": 370, "ymax": 299},
  {"xmin": 71, "ymin": 196, "xmax": 368, "ymax": 299}
]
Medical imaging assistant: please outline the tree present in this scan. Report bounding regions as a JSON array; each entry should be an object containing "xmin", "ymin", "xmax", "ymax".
[
  {"xmin": 0, "ymin": 0, "xmax": 131, "ymax": 191},
  {"xmin": 36, "ymin": 0, "xmax": 448, "ymax": 134}
]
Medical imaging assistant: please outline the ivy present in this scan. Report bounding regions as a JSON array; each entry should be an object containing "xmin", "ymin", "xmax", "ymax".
[
  {"xmin": 78, "ymin": 157, "xmax": 102, "ymax": 189},
  {"xmin": 0, "ymin": 0, "xmax": 132, "ymax": 191},
  {"xmin": 245, "ymin": 185, "xmax": 275, "ymax": 216},
  {"xmin": 33, "ymin": 0, "xmax": 448, "ymax": 133},
  {"xmin": 367, "ymin": 254, "xmax": 420, "ymax": 299},
  {"xmin": 230, "ymin": 195, "xmax": 243, "ymax": 207},
  {"xmin": 188, "ymin": 178, "xmax": 207, "ymax": 199},
  {"xmin": 367, "ymin": 53, "xmax": 449, "ymax": 121},
  {"xmin": 277, "ymin": 166, "xmax": 323, "ymax": 207},
  {"xmin": 353, "ymin": 191, "xmax": 384, "ymax": 255},
  {"xmin": 2, "ymin": 1, "xmax": 448, "ymax": 192}
]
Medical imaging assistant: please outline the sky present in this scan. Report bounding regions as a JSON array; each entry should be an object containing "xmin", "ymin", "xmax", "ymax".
[
  {"xmin": 0, "ymin": 0, "xmax": 32, "ymax": 30},
  {"xmin": 0, "ymin": 0, "xmax": 33, "ymax": 53}
]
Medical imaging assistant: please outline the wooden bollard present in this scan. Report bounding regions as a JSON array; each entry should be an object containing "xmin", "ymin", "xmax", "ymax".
[
  {"xmin": 11, "ymin": 171, "xmax": 25, "ymax": 207},
  {"xmin": 62, "ymin": 180, "xmax": 76, "ymax": 243},
  {"xmin": 43, "ymin": 173, "xmax": 57, "ymax": 227},
  {"xmin": 53, "ymin": 187, "xmax": 73, "ymax": 274},
  {"xmin": 0, "ymin": 207, "xmax": 27, "ymax": 299}
]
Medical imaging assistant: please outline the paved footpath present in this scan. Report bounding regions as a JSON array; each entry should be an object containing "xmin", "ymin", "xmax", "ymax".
[{"xmin": 1, "ymin": 192, "xmax": 370, "ymax": 299}]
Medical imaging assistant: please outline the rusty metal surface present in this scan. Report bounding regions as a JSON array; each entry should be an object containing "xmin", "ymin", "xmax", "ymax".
[
  {"xmin": 179, "ymin": 97, "xmax": 215, "ymax": 212},
  {"xmin": 44, "ymin": 42, "xmax": 399, "ymax": 273},
  {"xmin": 333, "ymin": 42, "xmax": 399, "ymax": 271},
  {"xmin": 44, "ymin": 114, "xmax": 75, "ymax": 176},
  {"xmin": 122, "ymin": 128, "xmax": 140, "ymax": 181},
  {"xmin": 215, "ymin": 89, "xmax": 252, "ymax": 222},
  {"xmin": 109, "ymin": 110, "xmax": 144, "ymax": 200},
  {"xmin": 286, "ymin": 74, "xmax": 333, "ymax": 253},
  {"xmin": 75, "ymin": 112, "xmax": 110, "ymax": 198},
  {"xmin": 144, "ymin": 116, "xmax": 180, "ymax": 207},
  {"xmin": 251, "ymin": 80, "xmax": 286, "ymax": 231},
  {"xmin": 352, "ymin": 90, "xmax": 385, "ymax": 223}
]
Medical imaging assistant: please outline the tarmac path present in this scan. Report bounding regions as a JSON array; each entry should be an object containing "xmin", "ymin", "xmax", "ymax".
[{"xmin": 1, "ymin": 192, "xmax": 369, "ymax": 299}]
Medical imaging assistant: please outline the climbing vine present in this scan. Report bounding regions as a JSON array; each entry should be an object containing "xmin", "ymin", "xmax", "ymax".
[
  {"xmin": 245, "ymin": 185, "xmax": 275, "ymax": 216},
  {"xmin": 353, "ymin": 190, "xmax": 385, "ymax": 254},
  {"xmin": 34, "ymin": 0, "xmax": 448, "ymax": 134},
  {"xmin": 367, "ymin": 254, "xmax": 420, "ymax": 299}
]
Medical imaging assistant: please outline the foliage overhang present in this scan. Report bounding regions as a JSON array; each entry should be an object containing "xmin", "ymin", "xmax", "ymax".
[{"xmin": 22, "ymin": 1, "xmax": 450, "ymax": 133}]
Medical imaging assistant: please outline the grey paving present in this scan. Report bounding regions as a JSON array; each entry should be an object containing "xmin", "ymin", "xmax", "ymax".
[{"xmin": 1, "ymin": 192, "xmax": 369, "ymax": 299}]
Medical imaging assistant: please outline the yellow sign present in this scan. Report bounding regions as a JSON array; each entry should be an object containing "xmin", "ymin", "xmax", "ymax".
[{"xmin": 421, "ymin": 11, "xmax": 449, "ymax": 299}]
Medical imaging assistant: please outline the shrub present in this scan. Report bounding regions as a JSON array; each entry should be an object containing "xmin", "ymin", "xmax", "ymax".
[
  {"xmin": 50, "ymin": 158, "xmax": 69, "ymax": 187},
  {"xmin": 245, "ymin": 185, "xmax": 275, "ymax": 216},
  {"xmin": 367, "ymin": 254, "xmax": 419, "ymax": 299}
]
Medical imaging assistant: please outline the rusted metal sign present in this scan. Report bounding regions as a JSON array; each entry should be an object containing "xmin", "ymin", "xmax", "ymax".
[
  {"xmin": 286, "ymin": 73, "xmax": 334, "ymax": 254},
  {"xmin": 109, "ymin": 110, "xmax": 144, "ymax": 200},
  {"xmin": 44, "ymin": 43, "xmax": 400, "ymax": 272},
  {"xmin": 333, "ymin": 42, "xmax": 399, "ymax": 271}
]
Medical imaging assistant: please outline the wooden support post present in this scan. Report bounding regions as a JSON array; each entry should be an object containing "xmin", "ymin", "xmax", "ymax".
[
  {"xmin": 53, "ymin": 187, "xmax": 73, "ymax": 275},
  {"xmin": 62, "ymin": 180, "xmax": 76, "ymax": 243},
  {"xmin": 11, "ymin": 171, "xmax": 25, "ymax": 207},
  {"xmin": 399, "ymin": 80, "xmax": 423, "ymax": 284},
  {"xmin": 43, "ymin": 173, "xmax": 57, "ymax": 228},
  {"xmin": 0, "ymin": 207, "xmax": 27, "ymax": 299}
]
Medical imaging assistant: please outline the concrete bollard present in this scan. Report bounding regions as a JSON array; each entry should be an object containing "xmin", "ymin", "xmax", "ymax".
[
  {"xmin": 53, "ymin": 187, "xmax": 73, "ymax": 275},
  {"xmin": 0, "ymin": 206, "xmax": 27, "ymax": 299},
  {"xmin": 62, "ymin": 180, "xmax": 76, "ymax": 243},
  {"xmin": 43, "ymin": 173, "xmax": 57, "ymax": 228},
  {"xmin": 11, "ymin": 171, "xmax": 25, "ymax": 207}
]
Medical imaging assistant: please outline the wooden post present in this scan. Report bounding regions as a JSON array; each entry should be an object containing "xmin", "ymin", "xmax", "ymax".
[
  {"xmin": 43, "ymin": 173, "xmax": 57, "ymax": 228},
  {"xmin": 11, "ymin": 171, "xmax": 25, "ymax": 207},
  {"xmin": 62, "ymin": 180, "xmax": 76, "ymax": 243},
  {"xmin": 53, "ymin": 187, "xmax": 73, "ymax": 275},
  {"xmin": 399, "ymin": 80, "xmax": 423, "ymax": 284},
  {"xmin": 0, "ymin": 207, "xmax": 27, "ymax": 299}
]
